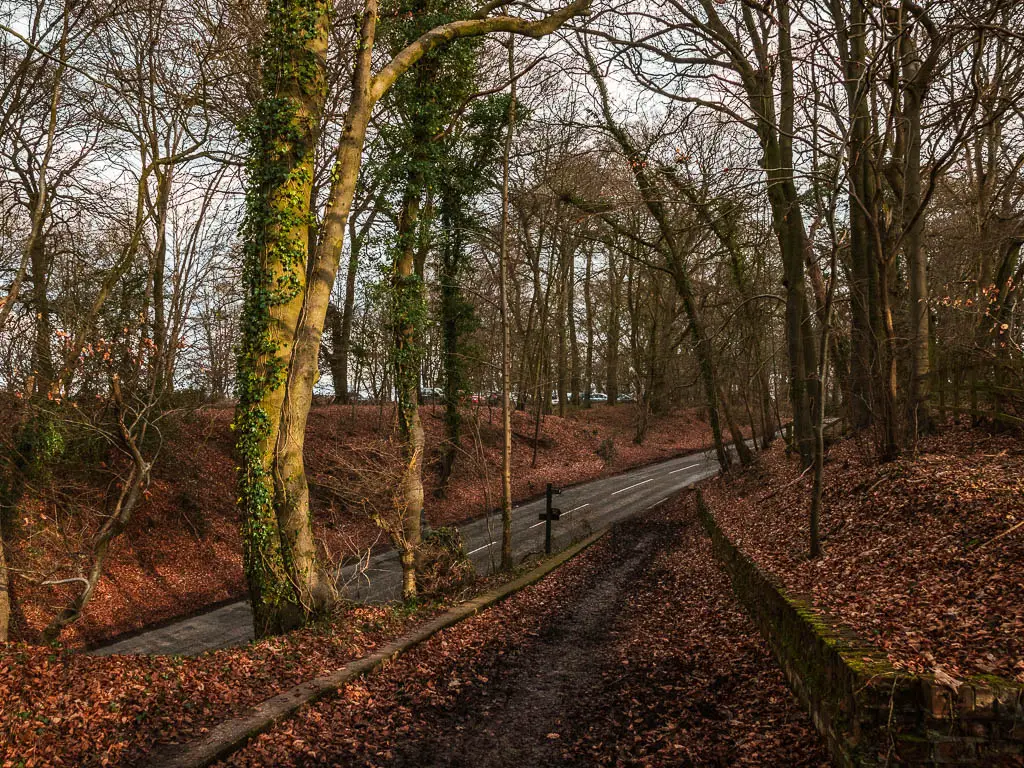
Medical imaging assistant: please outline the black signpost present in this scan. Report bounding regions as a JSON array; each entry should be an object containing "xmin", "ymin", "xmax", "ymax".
[{"xmin": 539, "ymin": 482, "xmax": 562, "ymax": 554}]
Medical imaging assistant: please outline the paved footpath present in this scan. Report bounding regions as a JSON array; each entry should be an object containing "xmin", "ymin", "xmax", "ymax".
[{"xmin": 94, "ymin": 444, "xmax": 737, "ymax": 657}]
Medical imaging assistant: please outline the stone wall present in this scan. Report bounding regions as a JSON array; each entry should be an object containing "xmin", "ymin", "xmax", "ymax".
[{"xmin": 695, "ymin": 492, "xmax": 1023, "ymax": 767}]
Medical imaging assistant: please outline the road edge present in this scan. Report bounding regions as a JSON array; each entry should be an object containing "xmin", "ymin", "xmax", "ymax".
[
  {"xmin": 90, "ymin": 444, "xmax": 716, "ymax": 656},
  {"xmin": 148, "ymin": 528, "xmax": 609, "ymax": 768}
]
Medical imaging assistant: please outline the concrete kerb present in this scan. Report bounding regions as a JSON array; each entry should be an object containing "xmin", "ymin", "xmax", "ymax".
[{"xmin": 148, "ymin": 528, "xmax": 610, "ymax": 768}]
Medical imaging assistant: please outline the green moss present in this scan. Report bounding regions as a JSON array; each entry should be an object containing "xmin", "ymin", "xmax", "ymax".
[
  {"xmin": 233, "ymin": 0, "xmax": 330, "ymax": 634},
  {"xmin": 966, "ymin": 673, "xmax": 1023, "ymax": 690}
]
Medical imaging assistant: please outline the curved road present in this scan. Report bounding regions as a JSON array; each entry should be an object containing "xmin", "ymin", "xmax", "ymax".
[{"xmin": 95, "ymin": 443, "xmax": 738, "ymax": 656}]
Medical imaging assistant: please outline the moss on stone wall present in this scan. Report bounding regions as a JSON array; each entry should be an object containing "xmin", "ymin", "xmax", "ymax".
[{"xmin": 695, "ymin": 490, "xmax": 1023, "ymax": 767}]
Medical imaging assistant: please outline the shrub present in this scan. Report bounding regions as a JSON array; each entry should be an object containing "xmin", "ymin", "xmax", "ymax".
[
  {"xmin": 417, "ymin": 526, "xmax": 475, "ymax": 598},
  {"xmin": 596, "ymin": 436, "xmax": 617, "ymax": 465}
]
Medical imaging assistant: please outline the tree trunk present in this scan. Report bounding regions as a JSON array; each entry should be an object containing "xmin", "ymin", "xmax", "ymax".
[
  {"xmin": 150, "ymin": 169, "xmax": 172, "ymax": 395},
  {"xmin": 583, "ymin": 244, "xmax": 595, "ymax": 404},
  {"xmin": 648, "ymin": 296, "xmax": 670, "ymax": 415},
  {"xmin": 234, "ymin": 0, "xmax": 340, "ymax": 637},
  {"xmin": 438, "ymin": 193, "xmax": 468, "ymax": 489},
  {"xmin": 720, "ymin": 389, "xmax": 753, "ymax": 465},
  {"xmin": 831, "ymin": 0, "xmax": 877, "ymax": 431},
  {"xmin": 335, "ymin": 231, "xmax": 361, "ymax": 403},
  {"xmin": 234, "ymin": 0, "xmax": 589, "ymax": 634},
  {"xmin": 556, "ymin": 247, "xmax": 568, "ymax": 418},
  {"xmin": 635, "ymin": 302, "xmax": 656, "ymax": 445},
  {"xmin": 777, "ymin": 0, "xmax": 817, "ymax": 467},
  {"xmin": 326, "ymin": 303, "xmax": 346, "ymax": 401},
  {"xmin": 759, "ymin": 368, "xmax": 775, "ymax": 449},
  {"xmin": 0, "ymin": 518, "xmax": 9, "ymax": 641},
  {"xmin": 877, "ymin": 254, "xmax": 900, "ymax": 460},
  {"xmin": 901, "ymin": 31, "xmax": 931, "ymax": 437},
  {"xmin": 400, "ymin": 550, "xmax": 416, "ymax": 601},
  {"xmin": 29, "ymin": 223, "xmax": 54, "ymax": 393},
  {"xmin": 499, "ymin": 34, "xmax": 516, "ymax": 571},
  {"xmin": 393, "ymin": 172, "xmax": 426, "ymax": 598},
  {"xmin": 606, "ymin": 246, "xmax": 619, "ymax": 403},
  {"xmin": 568, "ymin": 245, "xmax": 580, "ymax": 406},
  {"xmin": 810, "ymin": 244, "xmax": 839, "ymax": 559}
]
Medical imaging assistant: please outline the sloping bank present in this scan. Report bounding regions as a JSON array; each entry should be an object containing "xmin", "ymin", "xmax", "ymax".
[{"xmin": 695, "ymin": 491, "xmax": 1023, "ymax": 767}]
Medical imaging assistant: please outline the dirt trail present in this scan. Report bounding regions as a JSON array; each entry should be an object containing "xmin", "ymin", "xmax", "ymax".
[
  {"xmin": 222, "ymin": 502, "xmax": 827, "ymax": 768},
  {"xmin": 396, "ymin": 532, "xmax": 661, "ymax": 767}
]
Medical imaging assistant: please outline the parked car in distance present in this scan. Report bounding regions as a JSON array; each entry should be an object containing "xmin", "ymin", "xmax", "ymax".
[
  {"xmin": 587, "ymin": 391, "xmax": 609, "ymax": 403},
  {"xmin": 616, "ymin": 393, "xmax": 636, "ymax": 403},
  {"xmin": 419, "ymin": 387, "xmax": 444, "ymax": 404}
]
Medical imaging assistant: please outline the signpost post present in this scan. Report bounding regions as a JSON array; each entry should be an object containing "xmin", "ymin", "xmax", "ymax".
[{"xmin": 539, "ymin": 482, "xmax": 562, "ymax": 555}]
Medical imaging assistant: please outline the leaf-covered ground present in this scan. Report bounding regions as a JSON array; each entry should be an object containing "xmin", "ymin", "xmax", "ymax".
[
  {"xmin": 700, "ymin": 422, "xmax": 1024, "ymax": 684},
  {"xmin": 218, "ymin": 500, "xmax": 827, "ymax": 767},
  {"xmin": 0, "ymin": 571, "xmax": 535, "ymax": 767},
  {"xmin": 8, "ymin": 403, "xmax": 724, "ymax": 646}
]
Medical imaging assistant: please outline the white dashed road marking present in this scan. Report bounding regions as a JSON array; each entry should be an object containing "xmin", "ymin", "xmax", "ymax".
[
  {"xmin": 611, "ymin": 478, "xmax": 652, "ymax": 495},
  {"xmin": 668, "ymin": 463, "xmax": 700, "ymax": 475}
]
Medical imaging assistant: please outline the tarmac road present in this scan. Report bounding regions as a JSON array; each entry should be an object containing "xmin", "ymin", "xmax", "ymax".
[{"xmin": 94, "ymin": 443, "xmax": 739, "ymax": 657}]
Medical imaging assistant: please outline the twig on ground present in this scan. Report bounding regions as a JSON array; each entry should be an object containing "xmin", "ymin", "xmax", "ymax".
[
  {"xmin": 975, "ymin": 519, "xmax": 1023, "ymax": 551},
  {"xmin": 760, "ymin": 464, "xmax": 813, "ymax": 501}
]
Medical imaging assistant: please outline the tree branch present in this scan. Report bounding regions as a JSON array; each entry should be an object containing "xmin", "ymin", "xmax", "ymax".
[{"xmin": 370, "ymin": 0, "xmax": 591, "ymax": 105}]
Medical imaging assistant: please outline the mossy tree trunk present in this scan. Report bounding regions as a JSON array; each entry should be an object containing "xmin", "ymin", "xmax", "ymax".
[
  {"xmin": 438, "ymin": 190, "xmax": 471, "ymax": 490},
  {"xmin": 235, "ymin": 0, "xmax": 591, "ymax": 635},
  {"xmin": 234, "ymin": 0, "xmax": 334, "ymax": 636}
]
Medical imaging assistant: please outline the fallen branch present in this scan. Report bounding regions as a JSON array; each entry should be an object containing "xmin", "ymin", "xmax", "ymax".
[
  {"xmin": 41, "ymin": 577, "xmax": 89, "ymax": 588},
  {"xmin": 975, "ymin": 519, "xmax": 1023, "ymax": 551},
  {"xmin": 760, "ymin": 463, "xmax": 813, "ymax": 502}
]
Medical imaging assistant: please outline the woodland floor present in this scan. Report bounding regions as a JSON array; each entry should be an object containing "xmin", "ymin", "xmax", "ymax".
[
  {"xmin": 0, "ymin": 572, "xmax": 509, "ymax": 767},
  {"xmin": 7, "ymin": 422, "xmax": 1017, "ymax": 766},
  {"xmin": 218, "ymin": 500, "xmax": 827, "ymax": 768},
  {"xmin": 700, "ymin": 421, "xmax": 1024, "ymax": 685},
  {"xmin": 6, "ymin": 402, "xmax": 726, "ymax": 646},
  {"xmin": 0, "ymin": 500, "xmax": 829, "ymax": 768}
]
